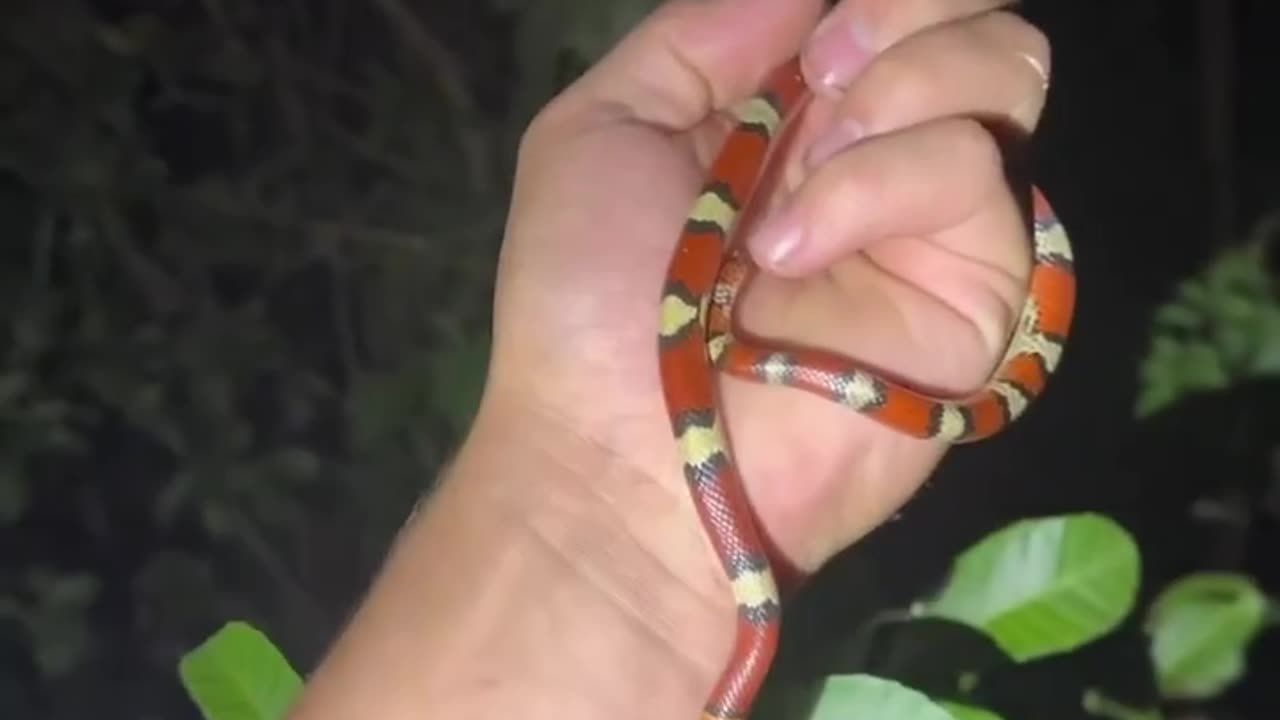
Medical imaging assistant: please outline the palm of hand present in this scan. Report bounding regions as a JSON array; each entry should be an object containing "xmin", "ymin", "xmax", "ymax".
[{"xmin": 492, "ymin": 81, "xmax": 1030, "ymax": 571}]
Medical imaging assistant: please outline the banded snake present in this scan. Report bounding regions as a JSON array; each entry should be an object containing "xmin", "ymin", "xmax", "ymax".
[{"xmin": 656, "ymin": 55, "xmax": 1076, "ymax": 720}]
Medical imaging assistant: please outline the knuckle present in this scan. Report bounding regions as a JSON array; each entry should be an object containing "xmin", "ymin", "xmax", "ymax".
[
  {"xmin": 518, "ymin": 91, "xmax": 575, "ymax": 161},
  {"xmin": 844, "ymin": 50, "xmax": 939, "ymax": 126},
  {"xmin": 946, "ymin": 117, "xmax": 1004, "ymax": 177}
]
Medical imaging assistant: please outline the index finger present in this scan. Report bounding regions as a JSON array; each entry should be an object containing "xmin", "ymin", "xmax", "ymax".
[{"xmin": 548, "ymin": 0, "xmax": 825, "ymax": 134}]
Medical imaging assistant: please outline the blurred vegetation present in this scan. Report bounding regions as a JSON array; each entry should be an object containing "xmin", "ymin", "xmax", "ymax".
[
  {"xmin": 174, "ymin": 513, "xmax": 1274, "ymax": 720},
  {"xmin": 1137, "ymin": 216, "xmax": 1280, "ymax": 418},
  {"xmin": 0, "ymin": 0, "xmax": 657, "ymax": 716}
]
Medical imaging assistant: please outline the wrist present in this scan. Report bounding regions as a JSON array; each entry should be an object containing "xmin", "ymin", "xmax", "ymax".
[{"xmin": 289, "ymin": 389, "xmax": 731, "ymax": 720}]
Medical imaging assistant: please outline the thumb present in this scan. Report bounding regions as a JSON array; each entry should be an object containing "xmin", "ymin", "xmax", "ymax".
[{"xmin": 565, "ymin": 0, "xmax": 826, "ymax": 132}]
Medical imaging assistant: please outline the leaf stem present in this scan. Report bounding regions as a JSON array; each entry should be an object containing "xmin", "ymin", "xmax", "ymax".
[{"xmin": 1081, "ymin": 689, "xmax": 1163, "ymax": 720}]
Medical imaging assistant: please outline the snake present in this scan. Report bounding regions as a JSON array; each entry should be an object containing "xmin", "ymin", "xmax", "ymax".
[{"xmin": 656, "ymin": 56, "xmax": 1076, "ymax": 720}]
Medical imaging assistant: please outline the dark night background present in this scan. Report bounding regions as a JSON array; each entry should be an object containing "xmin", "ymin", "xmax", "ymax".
[{"xmin": 0, "ymin": 0, "xmax": 1277, "ymax": 718}]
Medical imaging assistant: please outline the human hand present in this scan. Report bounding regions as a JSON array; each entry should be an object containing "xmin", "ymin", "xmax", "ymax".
[
  {"xmin": 288, "ymin": 2, "xmax": 1066, "ymax": 718},
  {"xmin": 490, "ymin": 0, "xmax": 1054, "ymax": 581}
]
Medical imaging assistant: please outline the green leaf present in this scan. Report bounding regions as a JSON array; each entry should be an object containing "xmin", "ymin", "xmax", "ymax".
[
  {"xmin": 1151, "ymin": 302, "xmax": 1200, "ymax": 331},
  {"xmin": 23, "ymin": 569, "xmax": 99, "ymax": 676},
  {"xmin": 1176, "ymin": 341, "xmax": 1230, "ymax": 387},
  {"xmin": 808, "ymin": 674, "xmax": 956, "ymax": 720},
  {"xmin": 1145, "ymin": 572, "xmax": 1270, "ymax": 700},
  {"xmin": 1250, "ymin": 306, "xmax": 1280, "ymax": 372},
  {"xmin": 178, "ymin": 621, "xmax": 302, "ymax": 720},
  {"xmin": 937, "ymin": 701, "xmax": 1004, "ymax": 720},
  {"xmin": 1135, "ymin": 237, "xmax": 1280, "ymax": 417},
  {"xmin": 918, "ymin": 513, "xmax": 1140, "ymax": 662}
]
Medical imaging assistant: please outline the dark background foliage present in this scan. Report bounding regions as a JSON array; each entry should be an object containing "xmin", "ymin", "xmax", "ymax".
[{"xmin": 0, "ymin": 0, "xmax": 1276, "ymax": 718}]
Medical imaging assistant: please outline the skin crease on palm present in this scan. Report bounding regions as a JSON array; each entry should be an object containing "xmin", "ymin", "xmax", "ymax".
[{"xmin": 490, "ymin": 0, "xmax": 1052, "ymax": 585}]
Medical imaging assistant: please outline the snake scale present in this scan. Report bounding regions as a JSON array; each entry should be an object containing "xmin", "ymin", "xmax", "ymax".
[{"xmin": 656, "ymin": 56, "xmax": 1076, "ymax": 720}]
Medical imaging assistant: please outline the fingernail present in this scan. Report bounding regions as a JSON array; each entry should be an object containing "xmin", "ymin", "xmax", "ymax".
[
  {"xmin": 805, "ymin": 118, "xmax": 865, "ymax": 168},
  {"xmin": 748, "ymin": 204, "xmax": 805, "ymax": 270},
  {"xmin": 804, "ymin": 14, "xmax": 874, "ymax": 94}
]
